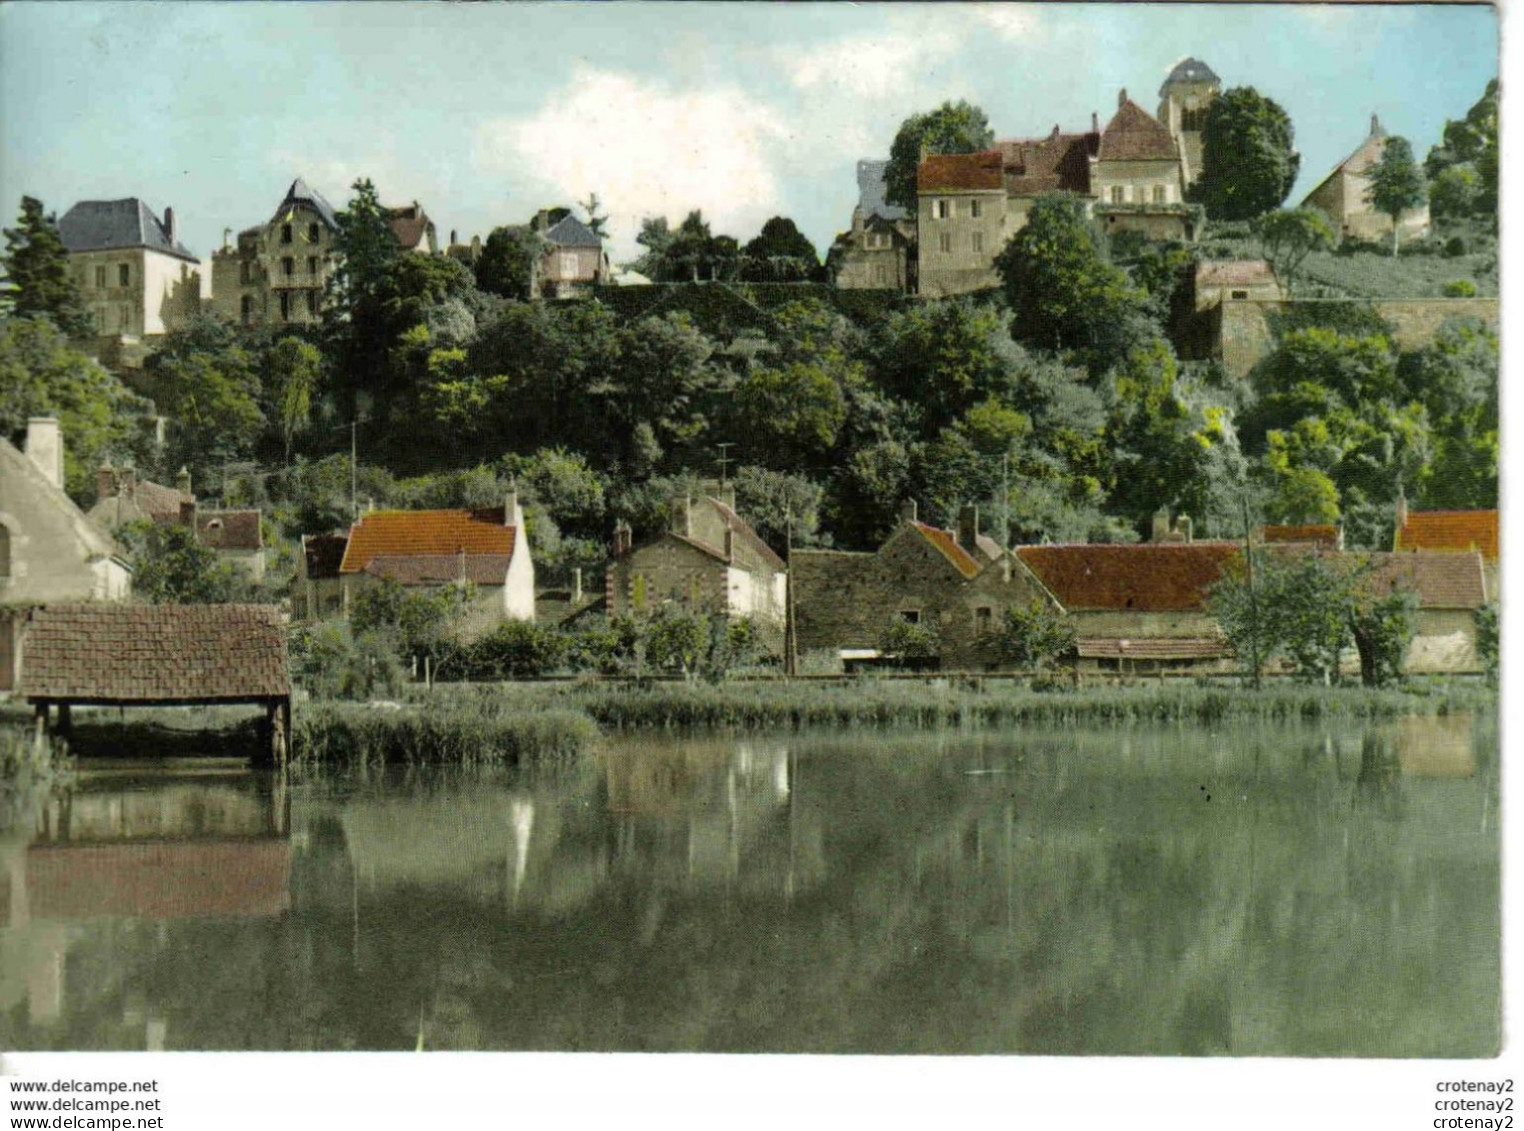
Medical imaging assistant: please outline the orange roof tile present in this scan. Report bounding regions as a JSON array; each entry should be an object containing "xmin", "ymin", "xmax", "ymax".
[
  {"xmin": 1016, "ymin": 543, "xmax": 1240, "ymax": 612},
  {"xmin": 340, "ymin": 508, "xmax": 515, "ymax": 574},
  {"xmin": 1396, "ymin": 509, "xmax": 1498, "ymax": 560},
  {"xmin": 1098, "ymin": 99, "xmax": 1179, "ymax": 162},
  {"xmin": 917, "ymin": 150, "xmax": 1004, "ymax": 192},
  {"xmin": 1261, "ymin": 524, "xmax": 1340, "ymax": 549},
  {"xmin": 914, "ymin": 522, "xmax": 981, "ymax": 578}
]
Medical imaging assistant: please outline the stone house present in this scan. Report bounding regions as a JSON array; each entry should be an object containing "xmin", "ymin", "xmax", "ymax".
[
  {"xmin": 292, "ymin": 496, "xmax": 534, "ymax": 629},
  {"xmin": 1302, "ymin": 115, "xmax": 1431, "ymax": 243},
  {"xmin": 1363, "ymin": 551, "xmax": 1487, "ymax": 673},
  {"xmin": 1393, "ymin": 501, "xmax": 1498, "ymax": 601},
  {"xmin": 211, "ymin": 178, "xmax": 338, "ymax": 328},
  {"xmin": 605, "ymin": 493, "xmax": 786, "ymax": 644},
  {"xmin": 58, "ymin": 198, "xmax": 206, "ymax": 343},
  {"xmin": 534, "ymin": 213, "xmax": 610, "ymax": 298},
  {"xmin": 1090, "ymin": 90, "xmax": 1196, "ymax": 241},
  {"xmin": 791, "ymin": 502, "xmax": 1054, "ymax": 671},
  {"xmin": 832, "ymin": 159, "xmax": 917, "ymax": 292},
  {"xmin": 915, "ymin": 151, "xmax": 1009, "ymax": 298},
  {"xmin": 1156, "ymin": 57, "xmax": 1222, "ymax": 189},
  {"xmin": 0, "ymin": 418, "xmax": 131, "ymax": 691},
  {"xmin": 385, "ymin": 202, "xmax": 438, "ymax": 255},
  {"xmin": 87, "ymin": 466, "xmax": 265, "ymax": 582},
  {"xmin": 1192, "ymin": 259, "xmax": 1283, "ymax": 310}
]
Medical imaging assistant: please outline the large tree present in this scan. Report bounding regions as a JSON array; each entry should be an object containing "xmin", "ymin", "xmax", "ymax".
[
  {"xmin": 1193, "ymin": 87, "xmax": 1300, "ymax": 221},
  {"xmin": 3, "ymin": 196, "xmax": 92, "ymax": 336},
  {"xmin": 740, "ymin": 217, "xmax": 820, "ymax": 282},
  {"xmin": 475, "ymin": 225, "xmax": 543, "ymax": 300},
  {"xmin": 884, "ymin": 101, "xmax": 994, "ymax": 210},
  {"xmin": 1253, "ymin": 208, "xmax": 1335, "ymax": 295},
  {"xmin": 1366, "ymin": 136, "xmax": 1427, "ymax": 256}
]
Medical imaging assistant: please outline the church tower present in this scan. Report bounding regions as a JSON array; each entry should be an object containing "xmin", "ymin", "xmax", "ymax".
[{"xmin": 1158, "ymin": 57, "xmax": 1221, "ymax": 187}]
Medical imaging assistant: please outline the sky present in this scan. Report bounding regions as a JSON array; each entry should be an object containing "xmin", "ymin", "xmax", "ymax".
[{"xmin": 0, "ymin": 2, "xmax": 1500, "ymax": 265}]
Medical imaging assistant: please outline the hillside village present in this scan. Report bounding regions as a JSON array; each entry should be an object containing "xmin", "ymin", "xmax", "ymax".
[{"xmin": 0, "ymin": 54, "xmax": 1501, "ymax": 697}]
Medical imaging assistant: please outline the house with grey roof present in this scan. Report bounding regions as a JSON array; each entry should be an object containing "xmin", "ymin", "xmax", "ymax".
[
  {"xmin": 533, "ymin": 212, "xmax": 610, "ymax": 298},
  {"xmin": 832, "ymin": 159, "xmax": 916, "ymax": 292},
  {"xmin": 58, "ymin": 198, "xmax": 206, "ymax": 341},
  {"xmin": 211, "ymin": 177, "xmax": 340, "ymax": 328}
]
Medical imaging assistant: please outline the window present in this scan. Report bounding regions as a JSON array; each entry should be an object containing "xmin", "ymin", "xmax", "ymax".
[
  {"xmin": 281, "ymin": 224, "xmax": 293, "ymax": 244},
  {"xmin": 279, "ymin": 292, "xmax": 291, "ymax": 321},
  {"xmin": 308, "ymin": 222, "xmax": 320, "ymax": 243},
  {"xmin": 970, "ymin": 199, "xmax": 982, "ymax": 219},
  {"xmin": 0, "ymin": 524, "xmax": 10, "ymax": 579},
  {"xmin": 900, "ymin": 609, "xmax": 921, "ymax": 624},
  {"xmin": 938, "ymin": 232, "xmax": 952, "ymax": 253},
  {"xmin": 874, "ymin": 265, "xmax": 888, "ymax": 286},
  {"xmin": 971, "ymin": 232, "xmax": 984, "ymax": 253},
  {"xmin": 94, "ymin": 266, "xmax": 106, "ymax": 289},
  {"xmin": 307, "ymin": 256, "xmax": 318, "ymax": 276},
  {"xmin": 118, "ymin": 305, "xmax": 130, "ymax": 331},
  {"xmin": 118, "ymin": 263, "xmax": 130, "ymax": 286},
  {"xmin": 1153, "ymin": 184, "xmax": 1167, "ymax": 204},
  {"xmin": 1231, "ymin": 289, "xmax": 1249, "ymax": 300},
  {"xmin": 559, "ymin": 252, "xmax": 579, "ymax": 277},
  {"xmin": 306, "ymin": 290, "xmax": 319, "ymax": 316},
  {"xmin": 1110, "ymin": 185, "xmax": 1126, "ymax": 204},
  {"xmin": 975, "ymin": 606, "xmax": 993, "ymax": 632},
  {"xmin": 282, "ymin": 257, "xmax": 295, "ymax": 277},
  {"xmin": 933, "ymin": 199, "xmax": 949, "ymax": 220},
  {"xmin": 240, "ymin": 295, "xmax": 255, "ymax": 325}
]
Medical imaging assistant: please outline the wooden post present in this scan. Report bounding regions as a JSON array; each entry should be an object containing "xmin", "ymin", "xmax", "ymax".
[
  {"xmin": 55, "ymin": 702, "xmax": 72, "ymax": 740},
  {"xmin": 33, "ymin": 701, "xmax": 47, "ymax": 743},
  {"xmin": 279, "ymin": 697, "xmax": 292, "ymax": 767}
]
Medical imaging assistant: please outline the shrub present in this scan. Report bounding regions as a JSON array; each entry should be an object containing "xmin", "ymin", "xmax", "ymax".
[
  {"xmin": 467, "ymin": 620, "xmax": 570, "ymax": 679},
  {"xmin": 1443, "ymin": 235, "xmax": 1469, "ymax": 258},
  {"xmin": 1443, "ymin": 279, "xmax": 1478, "ymax": 297},
  {"xmin": 289, "ymin": 621, "xmax": 405, "ymax": 701}
]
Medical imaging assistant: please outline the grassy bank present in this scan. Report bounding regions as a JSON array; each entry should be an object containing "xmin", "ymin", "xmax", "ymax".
[
  {"xmin": 1, "ymin": 726, "xmax": 75, "ymax": 830},
  {"xmin": 291, "ymin": 698, "xmax": 599, "ymax": 770}
]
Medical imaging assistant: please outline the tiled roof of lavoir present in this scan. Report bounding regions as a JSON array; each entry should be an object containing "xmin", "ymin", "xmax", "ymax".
[
  {"xmin": 1365, "ymin": 551, "xmax": 1487, "ymax": 609},
  {"xmin": 917, "ymin": 150, "xmax": 1005, "ymax": 192},
  {"xmin": 913, "ymin": 522, "xmax": 981, "ymax": 579},
  {"xmin": 58, "ymin": 199, "xmax": 198, "ymax": 261},
  {"xmin": 340, "ymin": 509, "xmax": 516, "ymax": 574},
  {"xmin": 19, "ymin": 604, "xmax": 289, "ymax": 702},
  {"xmin": 363, "ymin": 553, "xmax": 513, "ymax": 586},
  {"xmin": 1395, "ymin": 509, "xmax": 1498, "ymax": 560},
  {"xmin": 1098, "ymin": 99, "xmax": 1180, "ymax": 162},
  {"xmin": 1016, "ymin": 543, "xmax": 1240, "ymax": 612}
]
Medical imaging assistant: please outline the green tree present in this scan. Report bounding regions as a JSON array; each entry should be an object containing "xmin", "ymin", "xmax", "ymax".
[
  {"xmin": 118, "ymin": 520, "xmax": 239, "ymax": 604},
  {"xmin": 323, "ymin": 178, "xmax": 402, "ymax": 413},
  {"xmin": 1428, "ymin": 165, "xmax": 1480, "ymax": 220},
  {"xmin": 884, "ymin": 101, "xmax": 994, "ymax": 210},
  {"xmin": 141, "ymin": 317, "xmax": 266, "ymax": 481},
  {"xmin": 985, "ymin": 600, "xmax": 1075, "ymax": 670},
  {"xmin": 1424, "ymin": 79, "xmax": 1498, "ymax": 178},
  {"xmin": 740, "ymin": 217, "xmax": 820, "ymax": 282},
  {"xmin": 1475, "ymin": 602, "xmax": 1499, "ymax": 685},
  {"xmin": 877, "ymin": 618, "xmax": 941, "ymax": 667},
  {"xmin": 468, "ymin": 620, "xmax": 570, "ymax": 679},
  {"xmin": 733, "ymin": 465, "xmax": 826, "ymax": 549},
  {"xmin": 265, "ymin": 336, "xmax": 320, "ymax": 461},
  {"xmin": 1366, "ymin": 136, "xmax": 1427, "ymax": 256},
  {"xmin": 2, "ymin": 196, "xmax": 92, "ymax": 336},
  {"xmin": 1192, "ymin": 87, "xmax": 1300, "ymax": 220},
  {"xmin": 645, "ymin": 604, "xmax": 710, "ymax": 679},
  {"xmin": 1253, "ymin": 208, "xmax": 1335, "ymax": 294},
  {"xmin": 579, "ymin": 192, "xmax": 609, "ymax": 239},
  {"xmin": 1350, "ymin": 588, "xmax": 1418, "ymax": 689},
  {"xmin": 474, "ymin": 225, "xmax": 544, "ymax": 300},
  {"xmin": 289, "ymin": 621, "xmax": 403, "ymax": 701},
  {"xmin": 736, "ymin": 360, "xmax": 848, "ymax": 468}
]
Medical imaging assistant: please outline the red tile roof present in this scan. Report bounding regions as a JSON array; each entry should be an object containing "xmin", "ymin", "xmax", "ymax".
[
  {"xmin": 917, "ymin": 150, "xmax": 1005, "ymax": 192},
  {"xmin": 1098, "ymin": 99, "xmax": 1179, "ymax": 162},
  {"xmin": 1261, "ymin": 524, "xmax": 1340, "ymax": 549},
  {"xmin": 1016, "ymin": 543, "xmax": 1240, "ymax": 612},
  {"xmin": 340, "ymin": 509, "xmax": 515, "ymax": 574},
  {"xmin": 196, "ymin": 509, "xmax": 263, "ymax": 552},
  {"xmin": 1196, "ymin": 259, "xmax": 1278, "ymax": 288},
  {"xmin": 385, "ymin": 203, "xmax": 433, "ymax": 251},
  {"xmin": 18, "ymin": 604, "xmax": 290, "ymax": 702},
  {"xmin": 363, "ymin": 553, "xmax": 512, "ymax": 586},
  {"xmin": 1365, "ymin": 551, "xmax": 1486, "ymax": 609},
  {"xmin": 997, "ymin": 131, "xmax": 1096, "ymax": 196},
  {"xmin": 27, "ymin": 841, "xmax": 290, "ymax": 920},
  {"xmin": 303, "ymin": 533, "xmax": 348, "ymax": 579},
  {"xmin": 914, "ymin": 522, "xmax": 981, "ymax": 579},
  {"xmin": 1395, "ymin": 509, "xmax": 1498, "ymax": 560}
]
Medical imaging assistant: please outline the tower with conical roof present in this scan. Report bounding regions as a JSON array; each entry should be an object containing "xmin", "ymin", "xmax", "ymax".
[{"xmin": 1158, "ymin": 57, "xmax": 1221, "ymax": 187}]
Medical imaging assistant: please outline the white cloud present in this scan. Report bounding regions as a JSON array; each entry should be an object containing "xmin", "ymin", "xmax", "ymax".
[
  {"xmin": 784, "ymin": 27, "xmax": 963, "ymax": 101},
  {"xmin": 960, "ymin": 4, "xmax": 1049, "ymax": 44},
  {"xmin": 475, "ymin": 67, "xmax": 793, "ymax": 260}
]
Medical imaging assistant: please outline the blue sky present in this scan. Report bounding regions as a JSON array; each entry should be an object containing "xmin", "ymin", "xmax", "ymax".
[{"xmin": 0, "ymin": 2, "xmax": 1499, "ymax": 264}]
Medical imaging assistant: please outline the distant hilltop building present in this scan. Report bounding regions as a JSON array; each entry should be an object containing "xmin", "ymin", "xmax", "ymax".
[
  {"xmin": 211, "ymin": 178, "xmax": 339, "ymax": 328},
  {"xmin": 385, "ymin": 201, "xmax": 438, "ymax": 255},
  {"xmin": 1302, "ymin": 114, "xmax": 1432, "ymax": 243},
  {"xmin": 1157, "ymin": 57, "xmax": 1222, "ymax": 188},
  {"xmin": 831, "ymin": 159, "xmax": 916, "ymax": 292},
  {"xmin": 58, "ymin": 197, "xmax": 206, "ymax": 342}
]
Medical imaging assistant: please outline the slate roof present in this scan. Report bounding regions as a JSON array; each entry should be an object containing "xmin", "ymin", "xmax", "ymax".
[
  {"xmin": 1395, "ymin": 509, "xmax": 1498, "ymax": 560},
  {"xmin": 363, "ymin": 553, "xmax": 512, "ymax": 586},
  {"xmin": 541, "ymin": 215, "xmax": 603, "ymax": 248},
  {"xmin": 1196, "ymin": 259, "xmax": 1279, "ymax": 288},
  {"xmin": 855, "ymin": 159, "xmax": 908, "ymax": 222},
  {"xmin": 303, "ymin": 534, "xmax": 348, "ymax": 580},
  {"xmin": 997, "ymin": 131, "xmax": 1097, "ymax": 196},
  {"xmin": 196, "ymin": 510, "xmax": 263, "ymax": 553},
  {"xmin": 913, "ymin": 522, "xmax": 981, "ymax": 579},
  {"xmin": 1365, "ymin": 551, "xmax": 1486, "ymax": 609},
  {"xmin": 340, "ymin": 509, "xmax": 517, "ymax": 574},
  {"xmin": 1261, "ymin": 523, "xmax": 1340, "ymax": 549},
  {"xmin": 385, "ymin": 203, "xmax": 433, "ymax": 251},
  {"xmin": 1016, "ymin": 543, "xmax": 1240, "ymax": 612},
  {"xmin": 28, "ymin": 841, "xmax": 290, "ymax": 920},
  {"xmin": 58, "ymin": 199, "xmax": 199, "ymax": 262},
  {"xmin": 917, "ymin": 150, "xmax": 1005, "ymax": 192},
  {"xmin": 19, "ymin": 604, "xmax": 290, "ymax": 702},
  {"xmin": 1161, "ymin": 57, "xmax": 1220, "ymax": 91},
  {"xmin": 709, "ymin": 498, "xmax": 786, "ymax": 570},
  {"xmin": 1098, "ymin": 99, "xmax": 1180, "ymax": 163},
  {"xmin": 274, "ymin": 178, "xmax": 338, "ymax": 230}
]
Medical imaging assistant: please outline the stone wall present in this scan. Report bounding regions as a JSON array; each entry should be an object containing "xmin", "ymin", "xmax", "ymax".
[
  {"xmin": 1217, "ymin": 297, "xmax": 1501, "ymax": 380},
  {"xmin": 917, "ymin": 189, "xmax": 1006, "ymax": 298}
]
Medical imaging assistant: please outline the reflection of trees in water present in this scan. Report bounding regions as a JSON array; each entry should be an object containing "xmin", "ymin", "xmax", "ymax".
[{"xmin": 0, "ymin": 717, "xmax": 1498, "ymax": 1055}]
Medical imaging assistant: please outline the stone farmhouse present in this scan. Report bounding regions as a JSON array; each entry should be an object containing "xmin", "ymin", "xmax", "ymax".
[
  {"xmin": 831, "ymin": 160, "xmax": 917, "ymax": 291},
  {"xmin": 606, "ymin": 492, "xmax": 786, "ymax": 644},
  {"xmin": 290, "ymin": 495, "xmax": 534, "ymax": 632},
  {"xmin": 0, "ymin": 418, "xmax": 132, "ymax": 691},
  {"xmin": 533, "ymin": 212, "xmax": 612, "ymax": 298},
  {"xmin": 211, "ymin": 178, "xmax": 338, "ymax": 329},
  {"xmin": 87, "ymin": 466, "xmax": 266, "ymax": 582},
  {"xmin": 1303, "ymin": 114, "xmax": 1432, "ymax": 243},
  {"xmin": 58, "ymin": 198, "xmax": 207, "ymax": 345}
]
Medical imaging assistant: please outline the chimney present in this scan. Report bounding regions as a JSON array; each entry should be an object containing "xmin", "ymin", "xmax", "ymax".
[
  {"xmin": 613, "ymin": 519, "xmax": 632, "ymax": 557},
  {"xmin": 1118, "ymin": 88, "xmax": 1128, "ymax": 109},
  {"xmin": 450, "ymin": 229, "xmax": 458, "ymax": 246},
  {"xmin": 1175, "ymin": 514, "xmax": 1193, "ymax": 543},
  {"xmin": 1370, "ymin": 112, "xmax": 1383, "ymax": 137},
  {"xmin": 505, "ymin": 487, "xmax": 521, "ymax": 527},
  {"xmin": 163, "ymin": 206, "xmax": 175, "ymax": 243},
  {"xmin": 97, "ymin": 464, "xmax": 118, "ymax": 501},
  {"xmin": 669, "ymin": 495, "xmax": 692, "ymax": 537},
  {"xmin": 724, "ymin": 527, "xmax": 735, "ymax": 562},
  {"xmin": 1092, "ymin": 111, "xmax": 1100, "ymax": 133},
  {"xmin": 1151, "ymin": 506, "xmax": 1171, "ymax": 543},
  {"xmin": 958, "ymin": 504, "xmax": 979, "ymax": 552},
  {"xmin": 23, "ymin": 417, "xmax": 63, "ymax": 490},
  {"xmin": 900, "ymin": 499, "xmax": 918, "ymax": 524},
  {"xmin": 222, "ymin": 227, "xmax": 232, "ymax": 251},
  {"xmin": 572, "ymin": 567, "xmax": 583, "ymax": 603},
  {"xmin": 179, "ymin": 498, "xmax": 197, "ymax": 528}
]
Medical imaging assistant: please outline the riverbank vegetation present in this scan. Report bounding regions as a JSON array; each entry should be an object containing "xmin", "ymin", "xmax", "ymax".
[{"xmin": 0, "ymin": 726, "xmax": 74, "ymax": 829}]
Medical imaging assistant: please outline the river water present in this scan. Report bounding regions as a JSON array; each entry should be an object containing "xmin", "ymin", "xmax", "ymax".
[{"xmin": 0, "ymin": 714, "xmax": 1498, "ymax": 1055}]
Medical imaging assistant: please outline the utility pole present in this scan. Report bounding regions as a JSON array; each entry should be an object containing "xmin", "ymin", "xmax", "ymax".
[
  {"xmin": 715, "ymin": 442, "xmax": 734, "ymax": 489},
  {"xmin": 351, "ymin": 419, "xmax": 359, "ymax": 523},
  {"xmin": 784, "ymin": 508, "xmax": 799, "ymax": 678},
  {"xmin": 1241, "ymin": 492, "xmax": 1261, "ymax": 690}
]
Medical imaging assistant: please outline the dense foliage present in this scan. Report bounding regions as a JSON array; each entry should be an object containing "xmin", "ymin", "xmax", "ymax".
[
  {"xmin": 1193, "ymin": 87, "xmax": 1300, "ymax": 221},
  {"xmin": 884, "ymin": 101, "xmax": 995, "ymax": 210}
]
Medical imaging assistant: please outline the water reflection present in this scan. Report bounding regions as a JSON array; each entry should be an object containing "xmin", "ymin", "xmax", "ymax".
[{"xmin": 0, "ymin": 714, "xmax": 1498, "ymax": 1056}]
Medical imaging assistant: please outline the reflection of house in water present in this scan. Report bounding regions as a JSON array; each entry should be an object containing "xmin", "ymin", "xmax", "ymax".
[{"xmin": 0, "ymin": 771, "xmax": 290, "ymax": 1039}]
